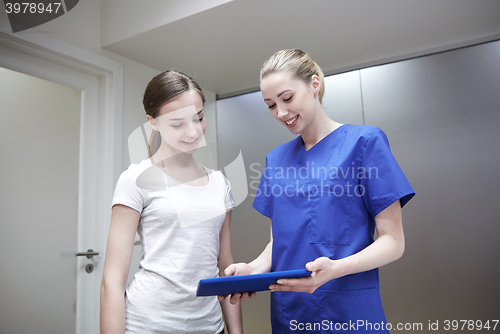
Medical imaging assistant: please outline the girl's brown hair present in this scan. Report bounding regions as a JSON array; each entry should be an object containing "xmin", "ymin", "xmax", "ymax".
[{"xmin": 143, "ymin": 70, "xmax": 205, "ymax": 157}]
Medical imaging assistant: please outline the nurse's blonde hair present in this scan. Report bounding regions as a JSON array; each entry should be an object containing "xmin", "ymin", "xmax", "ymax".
[{"xmin": 260, "ymin": 49, "xmax": 325, "ymax": 103}]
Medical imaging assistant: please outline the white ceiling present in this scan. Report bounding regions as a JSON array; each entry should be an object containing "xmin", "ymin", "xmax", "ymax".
[{"xmin": 101, "ymin": 0, "xmax": 500, "ymax": 97}]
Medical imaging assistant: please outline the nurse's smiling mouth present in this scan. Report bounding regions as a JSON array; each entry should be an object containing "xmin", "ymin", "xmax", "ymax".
[{"xmin": 284, "ymin": 115, "xmax": 299, "ymax": 127}]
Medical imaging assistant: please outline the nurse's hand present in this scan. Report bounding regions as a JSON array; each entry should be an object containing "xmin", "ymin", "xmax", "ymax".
[
  {"xmin": 217, "ymin": 263, "xmax": 258, "ymax": 305},
  {"xmin": 269, "ymin": 257, "xmax": 339, "ymax": 294}
]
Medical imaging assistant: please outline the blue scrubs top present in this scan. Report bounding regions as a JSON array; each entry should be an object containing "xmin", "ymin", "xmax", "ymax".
[{"xmin": 253, "ymin": 125, "xmax": 415, "ymax": 333}]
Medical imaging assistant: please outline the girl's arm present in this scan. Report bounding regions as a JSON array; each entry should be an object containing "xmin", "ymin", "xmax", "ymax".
[
  {"xmin": 270, "ymin": 200, "xmax": 404, "ymax": 293},
  {"xmin": 217, "ymin": 210, "xmax": 243, "ymax": 334},
  {"xmin": 100, "ymin": 204, "xmax": 140, "ymax": 334},
  {"xmin": 221, "ymin": 223, "xmax": 273, "ymax": 304}
]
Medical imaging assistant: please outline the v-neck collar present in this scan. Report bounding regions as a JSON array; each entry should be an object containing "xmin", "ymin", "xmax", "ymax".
[{"xmin": 299, "ymin": 124, "xmax": 346, "ymax": 152}]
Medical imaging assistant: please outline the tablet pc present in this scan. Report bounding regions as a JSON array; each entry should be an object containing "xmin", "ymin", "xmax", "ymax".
[{"xmin": 196, "ymin": 269, "xmax": 311, "ymax": 297}]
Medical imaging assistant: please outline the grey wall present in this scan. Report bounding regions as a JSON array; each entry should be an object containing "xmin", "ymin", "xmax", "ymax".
[
  {"xmin": 361, "ymin": 40, "xmax": 500, "ymax": 325},
  {"xmin": 217, "ymin": 40, "xmax": 500, "ymax": 333}
]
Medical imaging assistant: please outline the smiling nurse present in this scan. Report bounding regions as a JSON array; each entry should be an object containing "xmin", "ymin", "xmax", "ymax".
[{"xmin": 222, "ymin": 49, "xmax": 415, "ymax": 333}]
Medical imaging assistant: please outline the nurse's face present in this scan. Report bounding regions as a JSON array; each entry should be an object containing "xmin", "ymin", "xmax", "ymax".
[
  {"xmin": 148, "ymin": 90, "xmax": 206, "ymax": 154},
  {"xmin": 260, "ymin": 72, "xmax": 320, "ymax": 135}
]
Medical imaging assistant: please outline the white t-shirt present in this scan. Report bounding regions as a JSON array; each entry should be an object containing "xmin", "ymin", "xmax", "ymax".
[{"xmin": 112, "ymin": 159, "xmax": 234, "ymax": 334}]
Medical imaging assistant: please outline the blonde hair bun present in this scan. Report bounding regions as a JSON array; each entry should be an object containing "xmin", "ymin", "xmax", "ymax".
[{"xmin": 260, "ymin": 49, "xmax": 325, "ymax": 103}]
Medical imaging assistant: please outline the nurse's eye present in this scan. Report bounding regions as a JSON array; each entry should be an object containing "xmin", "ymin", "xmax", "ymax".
[
  {"xmin": 195, "ymin": 116, "xmax": 204, "ymax": 122},
  {"xmin": 284, "ymin": 96, "xmax": 293, "ymax": 102},
  {"xmin": 171, "ymin": 124, "xmax": 183, "ymax": 129},
  {"xmin": 268, "ymin": 103, "xmax": 276, "ymax": 110}
]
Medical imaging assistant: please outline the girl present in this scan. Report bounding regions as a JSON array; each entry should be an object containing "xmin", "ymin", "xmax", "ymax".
[
  {"xmin": 223, "ymin": 49, "xmax": 415, "ymax": 333},
  {"xmin": 101, "ymin": 70, "xmax": 242, "ymax": 334}
]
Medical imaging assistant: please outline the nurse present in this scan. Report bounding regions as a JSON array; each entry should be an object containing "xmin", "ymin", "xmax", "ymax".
[{"xmin": 222, "ymin": 49, "xmax": 415, "ymax": 333}]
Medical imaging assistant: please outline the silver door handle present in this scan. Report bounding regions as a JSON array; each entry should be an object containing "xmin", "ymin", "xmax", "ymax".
[{"xmin": 76, "ymin": 249, "xmax": 99, "ymax": 259}]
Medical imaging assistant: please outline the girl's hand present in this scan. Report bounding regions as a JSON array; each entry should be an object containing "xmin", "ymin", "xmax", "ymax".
[
  {"xmin": 269, "ymin": 257, "xmax": 340, "ymax": 293},
  {"xmin": 218, "ymin": 263, "xmax": 257, "ymax": 304}
]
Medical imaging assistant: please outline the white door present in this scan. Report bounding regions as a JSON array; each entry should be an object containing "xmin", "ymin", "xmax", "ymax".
[
  {"xmin": 0, "ymin": 39, "xmax": 116, "ymax": 334},
  {"xmin": 0, "ymin": 67, "xmax": 87, "ymax": 333}
]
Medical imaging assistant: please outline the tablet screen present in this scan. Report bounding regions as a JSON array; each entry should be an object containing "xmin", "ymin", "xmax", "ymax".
[{"xmin": 196, "ymin": 269, "xmax": 311, "ymax": 296}]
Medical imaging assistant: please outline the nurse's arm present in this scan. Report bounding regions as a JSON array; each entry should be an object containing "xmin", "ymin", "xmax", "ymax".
[
  {"xmin": 219, "ymin": 223, "xmax": 273, "ymax": 304},
  {"xmin": 270, "ymin": 200, "xmax": 404, "ymax": 293}
]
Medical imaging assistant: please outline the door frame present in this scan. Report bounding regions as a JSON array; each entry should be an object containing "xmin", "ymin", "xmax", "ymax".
[{"xmin": 0, "ymin": 17, "xmax": 123, "ymax": 334}]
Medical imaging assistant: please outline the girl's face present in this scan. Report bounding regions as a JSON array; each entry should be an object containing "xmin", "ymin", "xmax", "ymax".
[
  {"xmin": 260, "ymin": 72, "xmax": 320, "ymax": 135},
  {"xmin": 148, "ymin": 90, "xmax": 206, "ymax": 155}
]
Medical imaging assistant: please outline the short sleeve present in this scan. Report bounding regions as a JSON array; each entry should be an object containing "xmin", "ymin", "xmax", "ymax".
[
  {"xmin": 112, "ymin": 170, "xmax": 144, "ymax": 213},
  {"xmin": 252, "ymin": 157, "xmax": 272, "ymax": 218},
  {"xmin": 360, "ymin": 128, "xmax": 415, "ymax": 217},
  {"xmin": 224, "ymin": 178, "xmax": 235, "ymax": 211}
]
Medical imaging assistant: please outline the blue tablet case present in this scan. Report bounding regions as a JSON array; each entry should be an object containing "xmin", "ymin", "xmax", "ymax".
[{"xmin": 196, "ymin": 269, "xmax": 311, "ymax": 296}]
